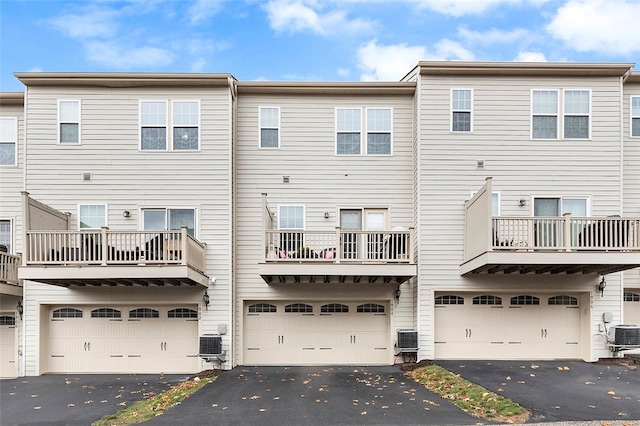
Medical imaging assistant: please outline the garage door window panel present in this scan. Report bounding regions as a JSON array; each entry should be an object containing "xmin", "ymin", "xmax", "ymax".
[
  {"xmin": 321, "ymin": 303, "xmax": 349, "ymax": 313},
  {"xmin": 168, "ymin": 308, "xmax": 198, "ymax": 318},
  {"xmin": 435, "ymin": 295, "xmax": 464, "ymax": 305},
  {"xmin": 357, "ymin": 303, "xmax": 385, "ymax": 313},
  {"xmin": 624, "ymin": 292, "xmax": 640, "ymax": 302},
  {"xmin": 91, "ymin": 308, "xmax": 121, "ymax": 318},
  {"xmin": 510, "ymin": 295, "xmax": 540, "ymax": 305},
  {"xmin": 53, "ymin": 308, "xmax": 83, "ymax": 318},
  {"xmin": 472, "ymin": 295, "xmax": 502, "ymax": 305},
  {"xmin": 285, "ymin": 303, "xmax": 313, "ymax": 313},
  {"xmin": 0, "ymin": 315, "xmax": 15, "ymax": 326},
  {"xmin": 129, "ymin": 308, "xmax": 159, "ymax": 318},
  {"xmin": 249, "ymin": 303, "xmax": 277, "ymax": 313},
  {"xmin": 548, "ymin": 295, "xmax": 578, "ymax": 305}
]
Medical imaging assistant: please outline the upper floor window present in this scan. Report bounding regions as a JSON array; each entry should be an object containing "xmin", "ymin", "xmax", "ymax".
[
  {"xmin": 532, "ymin": 90, "xmax": 558, "ymax": 139},
  {"xmin": 564, "ymin": 90, "xmax": 590, "ymax": 139},
  {"xmin": 140, "ymin": 100, "xmax": 199, "ymax": 151},
  {"xmin": 79, "ymin": 204, "xmax": 107, "ymax": 230},
  {"xmin": 259, "ymin": 107, "xmax": 280, "ymax": 148},
  {"xmin": 278, "ymin": 205, "xmax": 304, "ymax": 253},
  {"xmin": 0, "ymin": 220, "xmax": 12, "ymax": 253},
  {"xmin": 632, "ymin": 96, "xmax": 640, "ymax": 137},
  {"xmin": 58, "ymin": 100, "xmax": 80, "ymax": 144},
  {"xmin": 0, "ymin": 117, "xmax": 17, "ymax": 165},
  {"xmin": 336, "ymin": 107, "xmax": 392, "ymax": 155},
  {"xmin": 142, "ymin": 208, "xmax": 196, "ymax": 236},
  {"xmin": 451, "ymin": 89, "xmax": 472, "ymax": 132}
]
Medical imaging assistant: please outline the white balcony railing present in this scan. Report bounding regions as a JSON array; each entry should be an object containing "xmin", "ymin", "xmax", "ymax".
[
  {"xmin": 492, "ymin": 216, "xmax": 640, "ymax": 252},
  {"xmin": 264, "ymin": 228, "xmax": 413, "ymax": 263},
  {"xmin": 0, "ymin": 252, "xmax": 21, "ymax": 286},
  {"xmin": 24, "ymin": 227, "xmax": 206, "ymax": 273}
]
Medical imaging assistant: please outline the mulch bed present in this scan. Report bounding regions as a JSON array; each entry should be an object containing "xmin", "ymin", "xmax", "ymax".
[
  {"xmin": 189, "ymin": 369, "xmax": 225, "ymax": 380},
  {"xmin": 594, "ymin": 355, "xmax": 640, "ymax": 368}
]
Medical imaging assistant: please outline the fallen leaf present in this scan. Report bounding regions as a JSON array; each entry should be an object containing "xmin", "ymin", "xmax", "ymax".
[
  {"xmin": 258, "ymin": 408, "xmax": 266, "ymax": 412},
  {"xmin": 585, "ymin": 381, "xmax": 594, "ymax": 385},
  {"xmin": 33, "ymin": 406, "xmax": 41, "ymax": 410},
  {"xmin": 607, "ymin": 391, "xmax": 616, "ymax": 395},
  {"xmin": 67, "ymin": 403, "xmax": 75, "ymax": 407},
  {"xmin": 361, "ymin": 411, "xmax": 367, "ymax": 415}
]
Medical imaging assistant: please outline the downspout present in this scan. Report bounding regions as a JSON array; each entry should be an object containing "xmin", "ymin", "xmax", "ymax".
[
  {"xmin": 228, "ymin": 75, "xmax": 237, "ymax": 368},
  {"xmin": 20, "ymin": 87, "xmax": 27, "ymax": 377}
]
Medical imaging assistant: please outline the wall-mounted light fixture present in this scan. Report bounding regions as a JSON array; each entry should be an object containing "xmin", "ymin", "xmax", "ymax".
[
  {"xmin": 597, "ymin": 276, "xmax": 607, "ymax": 297},
  {"xmin": 16, "ymin": 299, "xmax": 23, "ymax": 320},
  {"xmin": 324, "ymin": 211, "xmax": 330, "ymax": 219},
  {"xmin": 203, "ymin": 290, "xmax": 210, "ymax": 310},
  {"xmin": 122, "ymin": 210, "xmax": 131, "ymax": 218},
  {"xmin": 394, "ymin": 286, "xmax": 401, "ymax": 301},
  {"xmin": 519, "ymin": 199, "xmax": 527, "ymax": 206}
]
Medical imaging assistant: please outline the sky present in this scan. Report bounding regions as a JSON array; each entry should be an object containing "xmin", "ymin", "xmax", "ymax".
[{"xmin": 1, "ymin": 0, "xmax": 640, "ymax": 92}]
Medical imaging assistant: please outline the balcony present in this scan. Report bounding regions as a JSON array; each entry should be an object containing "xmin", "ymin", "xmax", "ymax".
[
  {"xmin": 461, "ymin": 178, "xmax": 640, "ymax": 275},
  {"xmin": 18, "ymin": 193, "xmax": 209, "ymax": 287},
  {"xmin": 258, "ymin": 194, "xmax": 416, "ymax": 285},
  {"xmin": 0, "ymin": 251, "xmax": 22, "ymax": 296}
]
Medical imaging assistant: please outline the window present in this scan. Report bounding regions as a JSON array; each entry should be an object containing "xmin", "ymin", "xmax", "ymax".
[
  {"xmin": 357, "ymin": 303, "xmax": 385, "ymax": 313},
  {"xmin": 52, "ymin": 308, "xmax": 83, "ymax": 318},
  {"xmin": 336, "ymin": 108, "xmax": 361, "ymax": 154},
  {"xmin": 366, "ymin": 108, "xmax": 391, "ymax": 154},
  {"xmin": 473, "ymin": 295, "xmax": 502, "ymax": 305},
  {"xmin": 321, "ymin": 303, "xmax": 349, "ymax": 313},
  {"xmin": 632, "ymin": 96, "xmax": 640, "ymax": 137},
  {"xmin": 129, "ymin": 308, "xmax": 159, "ymax": 318},
  {"xmin": 0, "ymin": 117, "xmax": 17, "ymax": 165},
  {"xmin": 91, "ymin": 308, "xmax": 121, "ymax": 318},
  {"xmin": 510, "ymin": 295, "xmax": 539, "ymax": 305},
  {"xmin": 140, "ymin": 101, "xmax": 199, "ymax": 151},
  {"xmin": 451, "ymin": 89, "xmax": 472, "ymax": 132},
  {"xmin": 259, "ymin": 107, "xmax": 280, "ymax": 148},
  {"xmin": 564, "ymin": 90, "xmax": 590, "ymax": 139},
  {"xmin": 624, "ymin": 292, "xmax": 640, "ymax": 302},
  {"xmin": 285, "ymin": 303, "xmax": 313, "ymax": 313},
  {"xmin": 168, "ymin": 308, "xmax": 198, "ymax": 318},
  {"xmin": 248, "ymin": 303, "xmax": 276, "ymax": 313},
  {"xmin": 278, "ymin": 205, "xmax": 304, "ymax": 253},
  {"xmin": 79, "ymin": 204, "xmax": 107, "ymax": 230},
  {"xmin": 435, "ymin": 295, "xmax": 464, "ymax": 305},
  {"xmin": 59, "ymin": 100, "xmax": 80, "ymax": 144},
  {"xmin": 548, "ymin": 295, "xmax": 578, "ymax": 306},
  {"xmin": 142, "ymin": 208, "xmax": 196, "ymax": 236},
  {"xmin": 0, "ymin": 220, "xmax": 11, "ymax": 252},
  {"xmin": 532, "ymin": 90, "xmax": 558, "ymax": 139},
  {"xmin": 0, "ymin": 316, "xmax": 16, "ymax": 326}
]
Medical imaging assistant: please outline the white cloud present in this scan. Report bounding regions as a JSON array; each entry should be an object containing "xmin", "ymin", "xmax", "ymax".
[
  {"xmin": 264, "ymin": 0, "xmax": 375, "ymax": 36},
  {"xmin": 514, "ymin": 51, "xmax": 547, "ymax": 62},
  {"xmin": 191, "ymin": 58, "xmax": 207, "ymax": 72},
  {"xmin": 547, "ymin": 0, "xmax": 640, "ymax": 55},
  {"xmin": 356, "ymin": 39, "xmax": 474, "ymax": 81},
  {"xmin": 337, "ymin": 67, "xmax": 351, "ymax": 77},
  {"xmin": 187, "ymin": 0, "xmax": 226, "ymax": 25},
  {"xmin": 458, "ymin": 27, "xmax": 533, "ymax": 45},
  {"xmin": 47, "ymin": 7, "xmax": 120, "ymax": 38},
  {"xmin": 85, "ymin": 41, "xmax": 174, "ymax": 69}
]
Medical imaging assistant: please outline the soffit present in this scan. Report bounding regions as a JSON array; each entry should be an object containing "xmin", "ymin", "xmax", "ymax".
[
  {"xmin": 237, "ymin": 81, "xmax": 416, "ymax": 95},
  {"xmin": 14, "ymin": 73, "xmax": 235, "ymax": 88},
  {"xmin": 418, "ymin": 61, "xmax": 635, "ymax": 78}
]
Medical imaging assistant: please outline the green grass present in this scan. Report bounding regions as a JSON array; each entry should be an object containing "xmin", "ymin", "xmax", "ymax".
[
  {"xmin": 92, "ymin": 377, "xmax": 215, "ymax": 426},
  {"xmin": 410, "ymin": 365, "xmax": 529, "ymax": 423}
]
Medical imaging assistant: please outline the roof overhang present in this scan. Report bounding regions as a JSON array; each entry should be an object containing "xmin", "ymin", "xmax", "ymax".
[
  {"xmin": 237, "ymin": 81, "xmax": 416, "ymax": 95},
  {"xmin": 0, "ymin": 92, "xmax": 24, "ymax": 105},
  {"xmin": 418, "ymin": 61, "xmax": 635, "ymax": 78},
  {"xmin": 14, "ymin": 72, "xmax": 235, "ymax": 88}
]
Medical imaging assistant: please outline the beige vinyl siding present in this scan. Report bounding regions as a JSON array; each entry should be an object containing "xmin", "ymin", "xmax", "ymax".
[
  {"xmin": 0, "ymin": 103, "xmax": 24, "ymax": 253},
  {"xmin": 234, "ymin": 92, "xmax": 415, "ymax": 364},
  {"xmin": 22, "ymin": 85, "xmax": 233, "ymax": 374},
  {"xmin": 417, "ymin": 74, "xmax": 626, "ymax": 361},
  {"xmin": 623, "ymin": 81, "xmax": 640, "ymax": 290}
]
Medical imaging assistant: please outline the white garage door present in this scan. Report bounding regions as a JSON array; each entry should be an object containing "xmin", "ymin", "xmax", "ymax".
[
  {"xmin": 47, "ymin": 305, "xmax": 199, "ymax": 374},
  {"xmin": 244, "ymin": 301, "xmax": 389, "ymax": 365},
  {"xmin": 435, "ymin": 293, "xmax": 581, "ymax": 360},
  {"xmin": 623, "ymin": 290, "xmax": 640, "ymax": 355},
  {"xmin": 0, "ymin": 314, "xmax": 17, "ymax": 378}
]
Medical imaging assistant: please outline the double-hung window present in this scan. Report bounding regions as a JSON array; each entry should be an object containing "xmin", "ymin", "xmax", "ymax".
[
  {"xmin": 0, "ymin": 220, "xmax": 12, "ymax": 252},
  {"xmin": 532, "ymin": 90, "xmax": 558, "ymax": 139},
  {"xmin": 336, "ymin": 107, "xmax": 392, "ymax": 155},
  {"xmin": 140, "ymin": 101, "xmax": 200, "ymax": 151},
  {"xmin": 451, "ymin": 89, "xmax": 472, "ymax": 132},
  {"xmin": 563, "ymin": 90, "xmax": 590, "ymax": 139},
  {"xmin": 0, "ymin": 117, "xmax": 17, "ymax": 165},
  {"xmin": 278, "ymin": 205, "xmax": 304, "ymax": 253},
  {"xmin": 59, "ymin": 100, "xmax": 80, "ymax": 144},
  {"xmin": 259, "ymin": 107, "xmax": 280, "ymax": 148},
  {"xmin": 632, "ymin": 96, "xmax": 640, "ymax": 137},
  {"xmin": 78, "ymin": 204, "xmax": 107, "ymax": 229}
]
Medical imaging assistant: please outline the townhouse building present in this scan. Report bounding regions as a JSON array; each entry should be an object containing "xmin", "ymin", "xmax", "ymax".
[{"xmin": 1, "ymin": 61, "xmax": 639, "ymax": 377}]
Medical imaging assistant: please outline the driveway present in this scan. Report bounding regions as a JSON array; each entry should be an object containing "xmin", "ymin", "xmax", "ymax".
[
  {"xmin": 143, "ymin": 366, "xmax": 485, "ymax": 425},
  {"xmin": 437, "ymin": 360, "xmax": 640, "ymax": 423},
  {"xmin": 0, "ymin": 373, "xmax": 185, "ymax": 426}
]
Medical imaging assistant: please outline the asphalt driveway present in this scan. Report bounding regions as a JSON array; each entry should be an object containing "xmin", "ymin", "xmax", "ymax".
[
  {"xmin": 437, "ymin": 360, "xmax": 640, "ymax": 423},
  {"xmin": 143, "ymin": 366, "xmax": 484, "ymax": 425},
  {"xmin": 0, "ymin": 373, "xmax": 185, "ymax": 426}
]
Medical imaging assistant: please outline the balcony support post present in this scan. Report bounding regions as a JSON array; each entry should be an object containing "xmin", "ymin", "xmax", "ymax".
[
  {"xmin": 181, "ymin": 226, "xmax": 188, "ymax": 266},
  {"xmin": 101, "ymin": 226, "xmax": 109, "ymax": 266},
  {"xmin": 563, "ymin": 213, "xmax": 572, "ymax": 252},
  {"xmin": 409, "ymin": 227, "xmax": 415, "ymax": 262},
  {"xmin": 335, "ymin": 226, "xmax": 341, "ymax": 263}
]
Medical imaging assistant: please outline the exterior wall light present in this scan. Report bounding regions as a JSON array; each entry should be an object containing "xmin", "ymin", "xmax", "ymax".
[
  {"xmin": 324, "ymin": 211, "xmax": 330, "ymax": 219},
  {"xmin": 597, "ymin": 276, "xmax": 607, "ymax": 297},
  {"xmin": 203, "ymin": 290, "xmax": 210, "ymax": 310},
  {"xmin": 519, "ymin": 199, "xmax": 527, "ymax": 206},
  {"xmin": 16, "ymin": 299, "xmax": 23, "ymax": 320},
  {"xmin": 122, "ymin": 210, "xmax": 131, "ymax": 218},
  {"xmin": 394, "ymin": 287, "xmax": 401, "ymax": 301}
]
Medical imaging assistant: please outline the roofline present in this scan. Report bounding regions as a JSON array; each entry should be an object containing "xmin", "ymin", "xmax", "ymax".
[
  {"xmin": 626, "ymin": 72, "xmax": 640, "ymax": 83},
  {"xmin": 417, "ymin": 61, "xmax": 636, "ymax": 77},
  {"xmin": 237, "ymin": 81, "xmax": 416, "ymax": 95},
  {"xmin": 14, "ymin": 72, "xmax": 236, "ymax": 88},
  {"xmin": 0, "ymin": 92, "xmax": 24, "ymax": 106}
]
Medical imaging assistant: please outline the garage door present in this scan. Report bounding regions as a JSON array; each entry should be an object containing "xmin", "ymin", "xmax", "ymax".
[
  {"xmin": 0, "ymin": 314, "xmax": 17, "ymax": 378},
  {"xmin": 623, "ymin": 290, "xmax": 640, "ymax": 355},
  {"xmin": 47, "ymin": 305, "xmax": 199, "ymax": 374},
  {"xmin": 434, "ymin": 293, "xmax": 581, "ymax": 359},
  {"xmin": 244, "ymin": 301, "xmax": 389, "ymax": 365}
]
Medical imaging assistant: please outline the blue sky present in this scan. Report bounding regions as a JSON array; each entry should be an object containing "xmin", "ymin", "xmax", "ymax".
[{"xmin": 1, "ymin": 0, "xmax": 640, "ymax": 92}]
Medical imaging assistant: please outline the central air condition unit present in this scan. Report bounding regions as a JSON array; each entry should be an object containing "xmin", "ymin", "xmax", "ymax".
[
  {"xmin": 397, "ymin": 329, "xmax": 418, "ymax": 350},
  {"xmin": 608, "ymin": 325, "xmax": 640, "ymax": 350},
  {"xmin": 199, "ymin": 334, "xmax": 222, "ymax": 357}
]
